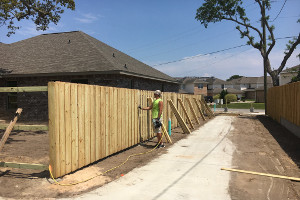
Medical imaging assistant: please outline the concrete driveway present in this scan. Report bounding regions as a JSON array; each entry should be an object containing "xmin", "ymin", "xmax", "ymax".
[{"xmin": 66, "ymin": 116, "xmax": 235, "ymax": 200}]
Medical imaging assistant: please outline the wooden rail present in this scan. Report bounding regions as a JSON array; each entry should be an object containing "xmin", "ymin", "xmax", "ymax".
[
  {"xmin": 0, "ymin": 86, "xmax": 48, "ymax": 92},
  {"xmin": 48, "ymin": 82, "xmax": 202, "ymax": 178}
]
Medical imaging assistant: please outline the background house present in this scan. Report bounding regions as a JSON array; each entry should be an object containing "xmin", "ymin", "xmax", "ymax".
[
  {"xmin": 176, "ymin": 75, "xmax": 273, "ymax": 103},
  {"xmin": 0, "ymin": 31, "xmax": 179, "ymax": 121},
  {"xmin": 279, "ymin": 64, "xmax": 300, "ymax": 85},
  {"xmin": 205, "ymin": 77, "xmax": 228, "ymax": 97},
  {"xmin": 176, "ymin": 77, "xmax": 208, "ymax": 96},
  {"xmin": 227, "ymin": 76, "xmax": 273, "ymax": 101}
]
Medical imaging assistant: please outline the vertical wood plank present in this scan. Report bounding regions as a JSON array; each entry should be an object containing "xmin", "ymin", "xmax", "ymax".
[
  {"xmin": 78, "ymin": 84, "xmax": 85, "ymax": 168},
  {"xmin": 112, "ymin": 87, "xmax": 117, "ymax": 153},
  {"xmin": 95, "ymin": 86, "xmax": 101, "ymax": 160},
  {"xmin": 58, "ymin": 82, "xmax": 66, "ymax": 176},
  {"xmin": 105, "ymin": 87, "xmax": 110, "ymax": 156},
  {"xmin": 128, "ymin": 89, "xmax": 132, "ymax": 147},
  {"xmin": 84, "ymin": 85, "xmax": 91, "ymax": 165},
  {"xmin": 90, "ymin": 85, "xmax": 96, "ymax": 163},
  {"xmin": 48, "ymin": 82, "xmax": 60, "ymax": 178},
  {"xmin": 64, "ymin": 82, "xmax": 72, "ymax": 174},
  {"xmin": 70, "ymin": 83, "xmax": 79, "ymax": 171},
  {"xmin": 100, "ymin": 86, "xmax": 106, "ymax": 158}
]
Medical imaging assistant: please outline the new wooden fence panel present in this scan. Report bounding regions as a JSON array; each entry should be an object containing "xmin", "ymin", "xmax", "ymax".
[
  {"xmin": 267, "ymin": 82, "xmax": 300, "ymax": 127},
  {"xmin": 48, "ymin": 82, "xmax": 204, "ymax": 178}
]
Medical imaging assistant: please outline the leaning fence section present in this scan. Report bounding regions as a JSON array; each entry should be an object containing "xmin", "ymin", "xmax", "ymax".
[
  {"xmin": 48, "ymin": 82, "xmax": 203, "ymax": 178},
  {"xmin": 267, "ymin": 81, "xmax": 300, "ymax": 127}
]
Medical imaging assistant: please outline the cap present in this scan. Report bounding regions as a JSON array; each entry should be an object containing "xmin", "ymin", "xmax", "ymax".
[{"xmin": 154, "ymin": 90, "xmax": 161, "ymax": 96}]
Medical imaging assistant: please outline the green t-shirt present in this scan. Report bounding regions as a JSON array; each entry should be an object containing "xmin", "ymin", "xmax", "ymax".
[{"xmin": 152, "ymin": 98, "xmax": 163, "ymax": 119}]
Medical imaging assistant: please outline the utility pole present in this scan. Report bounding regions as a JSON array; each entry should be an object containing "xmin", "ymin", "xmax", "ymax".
[{"xmin": 262, "ymin": 0, "xmax": 268, "ymax": 114}]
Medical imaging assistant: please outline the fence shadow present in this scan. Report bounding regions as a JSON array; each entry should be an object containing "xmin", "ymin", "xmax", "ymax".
[{"xmin": 257, "ymin": 115, "xmax": 300, "ymax": 168}]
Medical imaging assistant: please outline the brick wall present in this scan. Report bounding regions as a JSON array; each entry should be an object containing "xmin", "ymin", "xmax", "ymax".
[
  {"xmin": 194, "ymin": 85, "xmax": 207, "ymax": 96},
  {"xmin": 0, "ymin": 74, "xmax": 179, "ymax": 121}
]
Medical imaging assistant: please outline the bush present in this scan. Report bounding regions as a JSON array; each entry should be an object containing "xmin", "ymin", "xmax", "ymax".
[
  {"xmin": 220, "ymin": 89, "xmax": 228, "ymax": 101},
  {"xmin": 225, "ymin": 94, "xmax": 237, "ymax": 103},
  {"xmin": 213, "ymin": 94, "xmax": 220, "ymax": 100}
]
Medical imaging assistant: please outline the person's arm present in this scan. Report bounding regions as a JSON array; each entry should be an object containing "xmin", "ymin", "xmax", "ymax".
[
  {"xmin": 140, "ymin": 103, "xmax": 153, "ymax": 110},
  {"xmin": 157, "ymin": 101, "xmax": 163, "ymax": 119}
]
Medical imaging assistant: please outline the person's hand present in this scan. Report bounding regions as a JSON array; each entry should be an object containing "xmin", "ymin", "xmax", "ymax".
[{"xmin": 138, "ymin": 105, "xmax": 142, "ymax": 109}]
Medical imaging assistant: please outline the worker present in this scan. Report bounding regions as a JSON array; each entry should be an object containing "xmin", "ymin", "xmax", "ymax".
[{"xmin": 138, "ymin": 90, "xmax": 164, "ymax": 148}]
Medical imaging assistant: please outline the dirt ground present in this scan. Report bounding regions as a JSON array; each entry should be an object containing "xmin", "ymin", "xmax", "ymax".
[
  {"xmin": 0, "ymin": 118, "xmax": 209, "ymax": 199},
  {"xmin": 0, "ymin": 114, "xmax": 299, "ymax": 199},
  {"xmin": 229, "ymin": 115, "xmax": 300, "ymax": 200}
]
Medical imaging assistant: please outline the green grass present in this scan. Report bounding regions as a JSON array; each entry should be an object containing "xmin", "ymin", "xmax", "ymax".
[{"xmin": 210, "ymin": 103, "xmax": 265, "ymax": 109}]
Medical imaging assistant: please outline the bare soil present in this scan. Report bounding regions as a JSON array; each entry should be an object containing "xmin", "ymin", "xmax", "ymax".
[
  {"xmin": 0, "ymin": 119, "xmax": 208, "ymax": 199},
  {"xmin": 0, "ymin": 114, "xmax": 299, "ymax": 199},
  {"xmin": 229, "ymin": 115, "xmax": 300, "ymax": 200}
]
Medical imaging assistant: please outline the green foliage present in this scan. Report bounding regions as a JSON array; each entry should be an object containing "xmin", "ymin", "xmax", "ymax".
[
  {"xmin": 219, "ymin": 89, "xmax": 228, "ymax": 101},
  {"xmin": 213, "ymin": 94, "xmax": 220, "ymax": 100},
  {"xmin": 0, "ymin": 0, "xmax": 75, "ymax": 37},
  {"xmin": 291, "ymin": 68, "xmax": 300, "ymax": 83},
  {"xmin": 225, "ymin": 94, "xmax": 237, "ymax": 103},
  {"xmin": 226, "ymin": 75, "xmax": 243, "ymax": 81},
  {"xmin": 195, "ymin": 0, "xmax": 245, "ymax": 28}
]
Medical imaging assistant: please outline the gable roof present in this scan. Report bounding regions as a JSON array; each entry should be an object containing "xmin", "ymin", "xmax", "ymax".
[
  {"xmin": 205, "ymin": 77, "xmax": 227, "ymax": 85},
  {"xmin": 282, "ymin": 64, "xmax": 300, "ymax": 73},
  {"xmin": 0, "ymin": 31, "xmax": 177, "ymax": 83},
  {"xmin": 227, "ymin": 76, "xmax": 272, "ymax": 84}
]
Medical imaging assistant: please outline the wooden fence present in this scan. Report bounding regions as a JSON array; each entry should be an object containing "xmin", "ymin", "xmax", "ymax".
[
  {"xmin": 267, "ymin": 81, "xmax": 300, "ymax": 127},
  {"xmin": 48, "ymin": 82, "xmax": 204, "ymax": 178}
]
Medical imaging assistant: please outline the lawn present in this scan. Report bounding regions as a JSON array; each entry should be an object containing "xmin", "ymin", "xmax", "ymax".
[{"xmin": 209, "ymin": 103, "xmax": 265, "ymax": 109}]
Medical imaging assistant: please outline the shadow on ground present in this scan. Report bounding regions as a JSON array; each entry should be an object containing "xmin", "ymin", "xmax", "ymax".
[{"xmin": 257, "ymin": 115, "xmax": 300, "ymax": 168}]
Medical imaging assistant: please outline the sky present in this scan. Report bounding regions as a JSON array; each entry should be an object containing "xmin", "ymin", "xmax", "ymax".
[{"xmin": 1, "ymin": 0, "xmax": 299, "ymax": 80}]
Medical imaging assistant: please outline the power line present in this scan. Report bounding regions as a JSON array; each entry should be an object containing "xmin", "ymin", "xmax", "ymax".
[
  {"xmin": 182, "ymin": 47, "xmax": 253, "ymax": 77},
  {"xmin": 151, "ymin": 36, "xmax": 297, "ymax": 67},
  {"xmin": 140, "ymin": 28, "xmax": 237, "ymax": 60},
  {"xmin": 152, "ymin": 44, "xmax": 248, "ymax": 67},
  {"xmin": 270, "ymin": 0, "xmax": 287, "ymax": 22}
]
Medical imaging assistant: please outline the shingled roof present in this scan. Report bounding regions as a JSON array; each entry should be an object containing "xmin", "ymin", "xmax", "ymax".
[
  {"xmin": 0, "ymin": 31, "xmax": 177, "ymax": 83},
  {"xmin": 282, "ymin": 64, "xmax": 300, "ymax": 73}
]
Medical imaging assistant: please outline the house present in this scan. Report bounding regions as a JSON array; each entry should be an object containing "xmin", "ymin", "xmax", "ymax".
[
  {"xmin": 176, "ymin": 77, "xmax": 208, "ymax": 96},
  {"xmin": 279, "ymin": 64, "xmax": 300, "ymax": 85},
  {"xmin": 227, "ymin": 76, "xmax": 273, "ymax": 101},
  {"xmin": 205, "ymin": 77, "xmax": 228, "ymax": 97},
  {"xmin": 0, "ymin": 31, "xmax": 179, "ymax": 121}
]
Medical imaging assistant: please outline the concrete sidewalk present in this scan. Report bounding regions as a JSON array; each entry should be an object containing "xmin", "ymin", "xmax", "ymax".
[{"xmin": 66, "ymin": 116, "xmax": 235, "ymax": 200}]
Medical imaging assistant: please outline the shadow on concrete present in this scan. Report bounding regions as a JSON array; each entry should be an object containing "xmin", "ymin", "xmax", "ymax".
[{"xmin": 257, "ymin": 115, "xmax": 300, "ymax": 168}]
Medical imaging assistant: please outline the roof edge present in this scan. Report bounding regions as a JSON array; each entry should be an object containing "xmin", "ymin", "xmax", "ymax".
[{"xmin": 0, "ymin": 70, "xmax": 179, "ymax": 84}]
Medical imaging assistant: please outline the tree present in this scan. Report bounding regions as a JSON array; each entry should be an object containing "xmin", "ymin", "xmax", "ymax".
[
  {"xmin": 0, "ymin": 0, "xmax": 75, "ymax": 37},
  {"xmin": 220, "ymin": 89, "xmax": 228, "ymax": 102},
  {"xmin": 195, "ymin": 0, "xmax": 300, "ymax": 86},
  {"xmin": 227, "ymin": 75, "xmax": 243, "ymax": 81},
  {"xmin": 291, "ymin": 68, "xmax": 300, "ymax": 83}
]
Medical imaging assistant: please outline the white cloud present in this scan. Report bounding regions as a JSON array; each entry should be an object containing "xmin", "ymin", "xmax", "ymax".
[
  {"xmin": 18, "ymin": 22, "xmax": 62, "ymax": 37},
  {"xmin": 75, "ymin": 13, "xmax": 99, "ymax": 24},
  {"xmin": 146, "ymin": 48, "xmax": 300, "ymax": 80}
]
